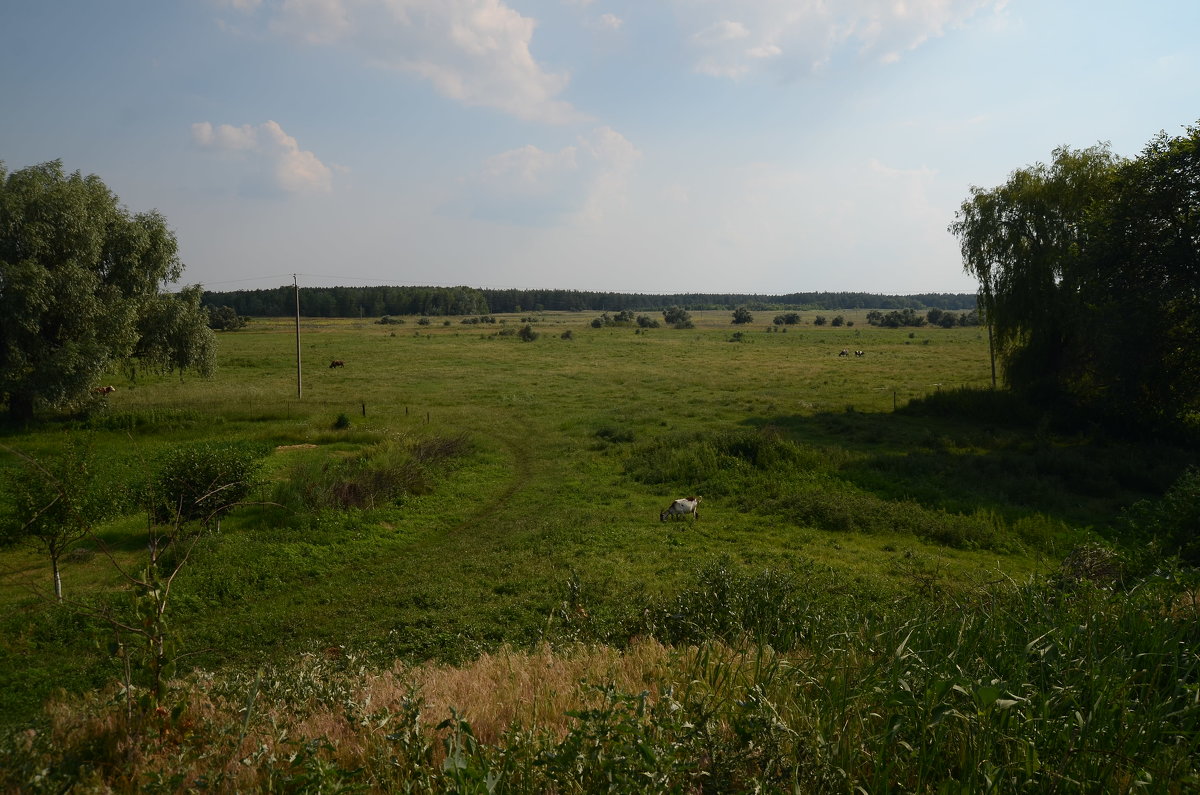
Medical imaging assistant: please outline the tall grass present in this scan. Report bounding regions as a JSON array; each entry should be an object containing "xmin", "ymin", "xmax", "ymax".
[{"xmin": 6, "ymin": 562, "xmax": 1198, "ymax": 792}]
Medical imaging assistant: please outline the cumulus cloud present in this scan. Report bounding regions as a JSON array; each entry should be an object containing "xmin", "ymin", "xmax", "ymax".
[
  {"xmin": 678, "ymin": 0, "xmax": 1001, "ymax": 78},
  {"xmin": 457, "ymin": 126, "xmax": 639, "ymax": 225},
  {"xmin": 192, "ymin": 120, "xmax": 333, "ymax": 195},
  {"xmin": 593, "ymin": 13, "xmax": 623, "ymax": 31},
  {"xmin": 230, "ymin": 0, "xmax": 584, "ymax": 124}
]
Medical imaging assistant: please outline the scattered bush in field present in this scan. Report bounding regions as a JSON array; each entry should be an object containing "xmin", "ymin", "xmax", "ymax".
[
  {"xmin": 626, "ymin": 427, "xmax": 814, "ymax": 496},
  {"xmin": 561, "ymin": 329, "xmax": 574, "ymax": 340},
  {"xmin": 333, "ymin": 412, "xmax": 351, "ymax": 430},
  {"xmin": 591, "ymin": 310, "xmax": 638, "ymax": 328},
  {"xmin": 145, "ymin": 440, "xmax": 270, "ymax": 527},
  {"xmin": 662, "ymin": 306, "xmax": 693, "ymax": 328},
  {"xmin": 831, "ymin": 315, "xmax": 845, "ymax": 326},
  {"xmin": 728, "ymin": 331, "xmax": 747, "ymax": 343},
  {"xmin": 636, "ymin": 314, "xmax": 660, "ymax": 328},
  {"xmin": 206, "ymin": 304, "xmax": 248, "ymax": 331},
  {"xmin": 813, "ymin": 315, "xmax": 827, "ymax": 326},
  {"xmin": 731, "ymin": 307, "xmax": 754, "ymax": 324},
  {"xmin": 273, "ymin": 434, "xmax": 469, "ymax": 512},
  {"xmin": 417, "ymin": 317, "xmax": 431, "ymax": 326},
  {"xmin": 773, "ymin": 312, "xmax": 801, "ymax": 325},
  {"xmin": 517, "ymin": 324, "xmax": 539, "ymax": 342},
  {"xmin": 377, "ymin": 315, "xmax": 404, "ymax": 325}
]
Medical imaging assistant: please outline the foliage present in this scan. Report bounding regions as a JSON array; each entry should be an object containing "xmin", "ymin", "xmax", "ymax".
[
  {"xmin": 0, "ymin": 160, "xmax": 210, "ymax": 419},
  {"xmin": 143, "ymin": 440, "xmax": 269, "ymax": 527},
  {"xmin": 662, "ymin": 305, "xmax": 693, "ymax": 328},
  {"xmin": 1121, "ymin": 467, "xmax": 1200, "ymax": 563},
  {"xmin": 0, "ymin": 435, "xmax": 118, "ymax": 599},
  {"xmin": 206, "ymin": 304, "xmax": 247, "ymax": 331},
  {"xmin": 867, "ymin": 307, "xmax": 930, "ymax": 327},
  {"xmin": 731, "ymin": 306, "xmax": 754, "ymax": 324},
  {"xmin": 7, "ymin": 565, "xmax": 1200, "ymax": 792},
  {"xmin": 131, "ymin": 285, "xmax": 216, "ymax": 380},
  {"xmin": 272, "ymin": 434, "xmax": 469, "ymax": 512},
  {"xmin": 773, "ymin": 312, "xmax": 801, "ymax": 325},
  {"xmin": 517, "ymin": 323, "xmax": 539, "ymax": 342},
  {"xmin": 950, "ymin": 124, "xmax": 1200, "ymax": 427}
]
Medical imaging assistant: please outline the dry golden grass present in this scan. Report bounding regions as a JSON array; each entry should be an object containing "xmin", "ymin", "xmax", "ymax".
[{"xmin": 31, "ymin": 638, "xmax": 789, "ymax": 790}]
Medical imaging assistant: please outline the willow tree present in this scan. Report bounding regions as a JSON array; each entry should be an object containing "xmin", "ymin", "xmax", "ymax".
[
  {"xmin": 949, "ymin": 145, "xmax": 1121, "ymax": 402},
  {"xmin": 0, "ymin": 160, "xmax": 214, "ymax": 420}
]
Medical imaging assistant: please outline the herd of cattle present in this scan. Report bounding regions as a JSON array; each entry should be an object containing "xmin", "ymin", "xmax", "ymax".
[{"xmin": 839, "ymin": 349, "xmax": 866, "ymax": 357}]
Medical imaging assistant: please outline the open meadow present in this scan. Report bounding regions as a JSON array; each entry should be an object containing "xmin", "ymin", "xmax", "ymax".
[{"xmin": 2, "ymin": 310, "xmax": 1199, "ymax": 791}]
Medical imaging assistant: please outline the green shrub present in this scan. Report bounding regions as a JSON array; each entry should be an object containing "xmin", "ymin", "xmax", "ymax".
[
  {"xmin": 333, "ymin": 412, "xmax": 351, "ymax": 430},
  {"xmin": 273, "ymin": 434, "xmax": 470, "ymax": 512},
  {"xmin": 144, "ymin": 441, "xmax": 270, "ymax": 526},
  {"xmin": 1121, "ymin": 467, "xmax": 1200, "ymax": 563}
]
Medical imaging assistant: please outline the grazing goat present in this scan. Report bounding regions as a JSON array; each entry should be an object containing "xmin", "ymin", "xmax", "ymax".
[
  {"xmin": 660, "ymin": 496, "xmax": 702, "ymax": 522},
  {"xmin": 92, "ymin": 385, "xmax": 116, "ymax": 395},
  {"xmin": 329, "ymin": 360, "xmax": 345, "ymax": 368}
]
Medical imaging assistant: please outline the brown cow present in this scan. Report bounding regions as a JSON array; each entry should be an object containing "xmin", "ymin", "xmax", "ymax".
[{"xmin": 92, "ymin": 385, "xmax": 116, "ymax": 395}]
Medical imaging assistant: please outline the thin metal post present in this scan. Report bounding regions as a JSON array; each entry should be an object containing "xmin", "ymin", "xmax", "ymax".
[{"xmin": 294, "ymin": 274, "xmax": 302, "ymax": 399}]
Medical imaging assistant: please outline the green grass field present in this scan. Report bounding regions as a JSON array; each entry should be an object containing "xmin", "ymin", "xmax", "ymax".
[{"xmin": 2, "ymin": 310, "xmax": 1198, "ymax": 791}]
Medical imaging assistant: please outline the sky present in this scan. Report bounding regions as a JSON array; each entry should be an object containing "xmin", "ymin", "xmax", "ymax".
[{"xmin": 2, "ymin": 1, "xmax": 1198, "ymax": 296}]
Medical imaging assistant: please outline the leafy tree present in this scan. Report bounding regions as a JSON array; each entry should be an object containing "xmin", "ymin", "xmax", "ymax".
[
  {"xmin": 831, "ymin": 315, "xmax": 844, "ymax": 327},
  {"xmin": 207, "ymin": 304, "xmax": 247, "ymax": 331},
  {"xmin": 1, "ymin": 436, "xmax": 118, "ymax": 600},
  {"xmin": 951, "ymin": 125, "xmax": 1200, "ymax": 426},
  {"xmin": 950, "ymin": 144, "xmax": 1120, "ymax": 401},
  {"xmin": 813, "ymin": 315, "xmax": 826, "ymax": 326},
  {"xmin": 0, "ymin": 160, "xmax": 212, "ymax": 420},
  {"xmin": 517, "ymin": 323, "xmax": 539, "ymax": 342},
  {"xmin": 731, "ymin": 307, "xmax": 754, "ymax": 324},
  {"xmin": 662, "ymin": 306, "xmax": 693, "ymax": 328},
  {"xmin": 131, "ymin": 285, "xmax": 216, "ymax": 381}
]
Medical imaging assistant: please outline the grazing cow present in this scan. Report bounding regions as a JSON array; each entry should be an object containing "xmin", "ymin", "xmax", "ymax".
[
  {"xmin": 660, "ymin": 496, "xmax": 702, "ymax": 522},
  {"xmin": 855, "ymin": 350, "xmax": 865, "ymax": 357},
  {"xmin": 329, "ymin": 360, "xmax": 345, "ymax": 369},
  {"xmin": 92, "ymin": 385, "xmax": 116, "ymax": 395},
  {"xmin": 838, "ymin": 349, "xmax": 850, "ymax": 357}
]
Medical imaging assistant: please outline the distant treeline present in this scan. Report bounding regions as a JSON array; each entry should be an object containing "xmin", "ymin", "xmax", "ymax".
[{"xmin": 200, "ymin": 285, "xmax": 978, "ymax": 318}]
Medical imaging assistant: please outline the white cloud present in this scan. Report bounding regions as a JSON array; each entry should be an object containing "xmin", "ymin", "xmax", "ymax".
[
  {"xmin": 593, "ymin": 13, "xmax": 623, "ymax": 31},
  {"xmin": 192, "ymin": 120, "xmax": 333, "ymax": 195},
  {"xmin": 678, "ymin": 0, "xmax": 1000, "ymax": 78},
  {"xmin": 457, "ymin": 126, "xmax": 639, "ymax": 225},
  {"xmin": 233, "ymin": 0, "xmax": 585, "ymax": 124}
]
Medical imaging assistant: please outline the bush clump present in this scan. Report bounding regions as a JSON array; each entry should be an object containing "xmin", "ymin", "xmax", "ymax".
[
  {"xmin": 274, "ymin": 434, "xmax": 470, "ymax": 512},
  {"xmin": 145, "ymin": 441, "xmax": 270, "ymax": 526}
]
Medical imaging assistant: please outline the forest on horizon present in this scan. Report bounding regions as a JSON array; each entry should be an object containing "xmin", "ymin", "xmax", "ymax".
[{"xmin": 200, "ymin": 285, "xmax": 979, "ymax": 318}]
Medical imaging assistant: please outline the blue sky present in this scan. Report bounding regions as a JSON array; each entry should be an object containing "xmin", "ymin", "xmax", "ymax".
[{"xmin": 2, "ymin": 1, "xmax": 1197, "ymax": 295}]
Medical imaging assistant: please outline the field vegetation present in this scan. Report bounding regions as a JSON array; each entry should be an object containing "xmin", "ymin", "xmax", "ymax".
[{"xmin": 2, "ymin": 310, "xmax": 1198, "ymax": 791}]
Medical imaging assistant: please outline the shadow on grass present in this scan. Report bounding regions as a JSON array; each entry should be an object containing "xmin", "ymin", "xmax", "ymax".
[{"xmin": 742, "ymin": 388, "xmax": 1196, "ymax": 533}]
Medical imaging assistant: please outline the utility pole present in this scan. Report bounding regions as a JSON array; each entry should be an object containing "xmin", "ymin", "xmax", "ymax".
[{"xmin": 294, "ymin": 274, "xmax": 302, "ymax": 399}]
